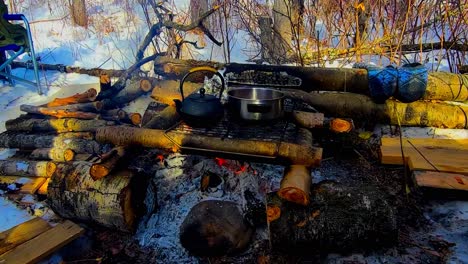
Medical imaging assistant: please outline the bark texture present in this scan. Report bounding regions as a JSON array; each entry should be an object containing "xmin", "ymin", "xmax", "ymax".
[
  {"xmin": 20, "ymin": 105, "xmax": 99, "ymax": 119},
  {"xmin": 284, "ymin": 90, "xmax": 468, "ymax": 129},
  {"xmin": 47, "ymin": 162, "xmax": 144, "ymax": 232},
  {"xmin": 0, "ymin": 160, "xmax": 51, "ymax": 177},
  {"xmin": 96, "ymin": 126, "xmax": 322, "ymax": 167},
  {"xmin": 43, "ymin": 88, "xmax": 97, "ymax": 107},
  {"xmin": 267, "ymin": 181, "xmax": 397, "ymax": 253},
  {"xmin": 89, "ymin": 146, "xmax": 126, "ymax": 181},
  {"xmin": 5, "ymin": 117, "xmax": 115, "ymax": 132},
  {"xmin": 30, "ymin": 148, "xmax": 75, "ymax": 162}
]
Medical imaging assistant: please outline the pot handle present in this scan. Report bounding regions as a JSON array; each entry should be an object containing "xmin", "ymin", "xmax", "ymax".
[
  {"xmin": 179, "ymin": 66, "xmax": 225, "ymax": 100},
  {"xmin": 247, "ymin": 104, "xmax": 272, "ymax": 113}
]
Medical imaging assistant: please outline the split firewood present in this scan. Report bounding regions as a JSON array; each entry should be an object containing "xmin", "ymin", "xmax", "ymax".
[
  {"xmin": 48, "ymin": 162, "xmax": 146, "ymax": 232},
  {"xmin": 143, "ymin": 105, "xmax": 180, "ymax": 129},
  {"xmin": 141, "ymin": 102, "xmax": 168, "ymax": 126},
  {"xmin": 0, "ymin": 131, "xmax": 110, "ymax": 154},
  {"xmin": 278, "ymin": 165, "xmax": 311, "ymax": 206},
  {"xmin": 5, "ymin": 117, "xmax": 115, "ymax": 132},
  {"xmin": 101, "ymin": 109, "xmax": 141, "ymax": 126},
  {"xmin": 89, "ymin": 146, "xmax": 126, "ymax": 181},
  {"xmin": 30, "ymin": 148, "xmax": 75, "ymax": 162},
  {"xmin": 19, "ymin": 105, "xmax": 99, "ymax": 119},
  {"xmin": 0, "ymin": 160, "xmax": 53, "ymax": 177},
  {"xmin": 267, "ymin": 181, "xmax": 397, "ymax": 254},
  {"xmin": 42, "ymin": 88, "xmax": 97, "ymax": 107},
  {"xmin": 96, "ymin": 126, "xmax": 322, "ymax": 167},
  {"xmin": 284, "ymin": 90, "xmax": 468, "ymax": 129},
  {"xmin": 100, "ymin": 78, "xmax": 153, "ymax": 109}
]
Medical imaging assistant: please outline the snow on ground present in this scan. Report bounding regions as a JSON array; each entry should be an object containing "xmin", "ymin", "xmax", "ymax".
[{"xmin": 0, "ymin": 0, "xmax": 466, "ymax": 262}]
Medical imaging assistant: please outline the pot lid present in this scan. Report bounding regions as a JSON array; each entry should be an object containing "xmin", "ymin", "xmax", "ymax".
[{"xmin": 186, "ymin": 88, "xmax": 219, "ymax": 102}]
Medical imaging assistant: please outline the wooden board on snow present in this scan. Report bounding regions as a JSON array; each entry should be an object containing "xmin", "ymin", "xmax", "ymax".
[
  {"xmin": 380, "ymin": 137, "xmax": 468, "ymax": 174},
  {"xmin": 0, "ymin": 217, "xmax": 51, "ymax": 255},
  {"xmin": 0, "ymin": 176, "xmax": 47, "ymax": 194},
  {"xmin": 413, "ymin": 171, "xmax": 468, "ymax": 191},
  {"xmin": 0, "ymin": 220, "xmax": 84, "ymax": 264}
]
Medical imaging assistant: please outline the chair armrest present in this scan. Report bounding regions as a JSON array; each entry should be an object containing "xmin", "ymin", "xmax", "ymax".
[{"xmin": 3, "ymin": 14, "xmax": 25, "ymax": 21}]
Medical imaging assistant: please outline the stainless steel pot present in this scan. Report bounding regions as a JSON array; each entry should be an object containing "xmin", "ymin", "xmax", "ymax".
[{"xmin": 227, "ymin": 87, "xmax": 284, "ymax": 121}]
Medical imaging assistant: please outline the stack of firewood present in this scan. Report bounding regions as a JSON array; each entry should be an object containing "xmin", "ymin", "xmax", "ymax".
[{"xmin": 0, "ymin": 77, "xmax": 159, "ymax": 232}]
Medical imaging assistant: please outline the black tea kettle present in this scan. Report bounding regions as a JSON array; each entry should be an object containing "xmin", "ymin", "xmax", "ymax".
[{"xmin": 173, "ymin": 66, "xmax": 225, "ymax": 127}]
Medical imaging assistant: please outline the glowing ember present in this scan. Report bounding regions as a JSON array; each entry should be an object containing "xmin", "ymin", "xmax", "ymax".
[
  {"xmin": 214, "ymin": 157, "xmax": 227, "ymax": 167},
  {"xmin": 235, "ymin": 164, "xmax": 248, "ymax": 175},
  {"xmin": 156, "ymin": 154, "xmax": 165, "ymax": 164}
]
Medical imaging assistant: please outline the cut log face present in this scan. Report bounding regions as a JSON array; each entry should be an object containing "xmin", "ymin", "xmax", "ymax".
[
  {"xmin": 47, "ymin": 162, "xmax": 145, "ymax": 232},
  {"xmin": 89, "ymin": 146, "xmax": 126, "ymax": 181},
  {"xmin": 30, "ymin": 148, "xmax": 76, "ymax": 162},
  {"xmin": 267, "ymin": 181, "xmax": 397, "ymax": 254},
  {"xmin": 179, "ymin": 200, "xmax": 253, "ymax": 256},
  {"xmin": 278, "ymin": 165, "xmax": 311, "ymax": 206}
]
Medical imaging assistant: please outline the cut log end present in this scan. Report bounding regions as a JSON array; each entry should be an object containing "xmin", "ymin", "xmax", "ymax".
[
  {"xmin": 267, "ymin": 205, "xmax": 281, "ymax": 223},
  {"xmin": 89, "ymin": 164, "xmax": 110, "ymax": 181},
  {"xmin": 130, "ymin": 113, "xmax": 142, "ymax": 126},
  {"xmin": 46, "ymin": 162, "xmax": 57, "ymax": 178},
  {"xmin": 330, "ymin": 118, "xmax": 353, "ymax": 133},
  {"xmin": 140, "ymin": 79, "xmax": 152, "ymax": 92},
  {"xmin": 63, "ymin": 149, "xmax": 76, "ymax": 162},
  {"xmin": 277, "ymin": 187, "xmax": 309, "ymax": 206},
  {"xmin": 278, "ymin": 165, "xmax": 311, "ymax": 205}
]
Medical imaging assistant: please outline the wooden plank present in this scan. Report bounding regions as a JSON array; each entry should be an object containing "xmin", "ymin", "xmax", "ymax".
[
  {"xmin": 413, "ymin": 171, "xmax": 468, "ymax": 191},
  {"xmin": 37, "ymin": 178, "xmax": 50, "ymax": 195},
  {"xmin": 0, "ymin": 220, "xmax": 84, "ymax": 264},
  {"xmin": 0, "ymin": 176, "xmax": 47, "ymax": 194},
  {"xmin": 381, "ymin": 137, "xmax": 468, "ymax": 149},
  {"xmin": 380, "ymin": 138, "xmax": 468, "ymax": 174},
  {"xmin": 0, "ymin": 218, "xmax": 51, "ymax": 255}
]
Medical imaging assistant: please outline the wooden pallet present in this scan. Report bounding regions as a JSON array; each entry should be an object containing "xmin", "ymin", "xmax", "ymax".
[
  {"xmin": 381, "ymin": 137, "xmax": 468, "ymax": 191},
  {"xmin": 0, "ymin": 219, "xmax": 84, "ymax": 264}
]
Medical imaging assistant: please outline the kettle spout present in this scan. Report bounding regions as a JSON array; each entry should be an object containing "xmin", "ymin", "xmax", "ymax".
[{"xmin": 173, "ymin": 99, "xmax": 182, "ymax": 110}]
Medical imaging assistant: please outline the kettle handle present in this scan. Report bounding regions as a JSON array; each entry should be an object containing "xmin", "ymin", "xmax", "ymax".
[{"xmin": 179, "ymin": 66, "xmax": 225, "ymax": 100}]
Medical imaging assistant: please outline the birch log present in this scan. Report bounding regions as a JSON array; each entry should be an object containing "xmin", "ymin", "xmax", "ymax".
[
  {"xmin": 30, "ymin": 148, "xmax": 75, "ymax": 162},
  {"xmin": 5, "ymin": 117, "xmax": 115, "ymax": 132},
  {"xmin": 96, "ymin": 126, "xmax": 322, "ymax": 167},
  {"xmin": 89, "ymin": 146, "xmax": 126, "ymax": 180},
  {"xmin": 100, "ymin": 78, "xmax": 153, "ymax": 109},
  {"xmin": 0, "ymin": 131, "xmax": 110, "ymax": 154},
  {"xmin": 0, "ymin": 160, "xmax": 52, "ymax": 177},
  {"xmin": 20, "ymin": 105, "xmax": 99, "ymax": 119},
  {"xmin": 284, "ymin": 90, "xmax": 468, "ymax": 129},
  {"xmin": 47, "ymin": 162, "xmax": 145, "ymax": 232}
]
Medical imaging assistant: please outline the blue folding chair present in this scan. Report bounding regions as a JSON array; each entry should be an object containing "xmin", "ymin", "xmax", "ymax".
[{"xmin": 0, "ymin": 5, "xmax": 41, "ymax": 94}]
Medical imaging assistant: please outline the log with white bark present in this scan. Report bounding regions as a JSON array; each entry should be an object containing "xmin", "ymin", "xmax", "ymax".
[
  {"xmin": 267, "ymin": 181, "xmax": 397, "ymax": 254},
  {"xmin": 284, "ymin": 90, "xmax": 468, "ymax": 129},
  {"xmin": 22, "ymin": 101, "xmax": 102, "ymax": 113},
  {"xmin": 143, "ymin": 105, "xmax": 180, "ymax": 129},
  {"xmin": 100, "ymin": 78, "xmax": 153, "ymax": 109},
  {"xmin": 19, "ymin": 105, "xmax": 99, "ymax": 119},
  {"xmin": 96, "ymin": 126, "xmax": 322, "ymax": 167},
  {"xmin": 30, "ymin": 148, "xmax": 75, "ymax": 162},
  {"xmin": 0, "ymin": 131, "xmax": 110, "ymax": 154},
  {"xmin": 47, "ymin": 162, "xmax": 146, "ymax": 232},
  {"xmin": 0, "ymin": 160, "xmax": 53, "ymax": 177},
  {"xmin": 154, "ymin": 58, "xmax": 468, "ymax": 101},
  {"xmin": 5, "ymin": 117, "xmax": 115, "ymax": 132}
]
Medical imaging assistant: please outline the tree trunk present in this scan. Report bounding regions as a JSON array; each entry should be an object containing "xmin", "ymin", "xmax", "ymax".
[
  {"xmin": 271, "ymin": 0, "xmax": 303, "ymax": 63},
  {"xmin": 95, "ymin": 126, "xmax": 322, "ymax": 167},
  {"xmin": 30, "ymin": 148, "xmax": 75, "ymax": 162},
  {"xmin": 5, "ymin": 117, "xmax": 115, "ymax": 132},
  {"xmin": 47, "ymin": 162, "xmax": 146, "ymax": 232},
  {"xmin": 267, "ymin": 181, "xmax": 397, "ymax": 253},
  {"xmin": 20, "ymin": 105, "xmax": 99, "ymax": 119},
  {"xmin": 89, "ymin": 146, "xmax": 126, "ymax": 181},
  {"xmin": 0, "ymin": 160, "xmax": 52, "ymax": 177},
  {"xmin": 0, "ymin": 131, "xmax": 110, "ymax": 154},
  {"xmin": 283, "ymin": 90, "xmax": 468, "ymax": 129},
  {"xmin": 42, "ymin": 88, "xmax": 97, "ymax": 107},
  {"xmin": 69, "ymin": 0, "xmax": 88, "ymax": 28}
]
